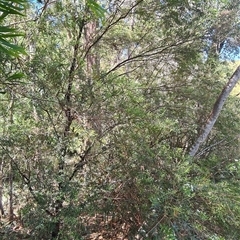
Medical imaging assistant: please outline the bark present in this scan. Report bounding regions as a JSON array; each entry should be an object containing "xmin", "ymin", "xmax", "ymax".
[
  {"xmin": 84, "ymin": 19, "xmax": 105, "ymax": 135},
  {"xmin": 189, "ymin": 65, "xmax": 240, "ymax": 157},
  {"xmin": 84, "ymin": 21, "xmax": 98, "ymax": 75},
  {"xmin": 0, "ymin": 159, "xmax": 4, "ymax": 215},
  {"xmin": 8, "ymin": 91, "xmax": 15, "ymax": 221},
  {"xmin": 8, "ymin": 160, "xmax": 14, "ymax": 221}
]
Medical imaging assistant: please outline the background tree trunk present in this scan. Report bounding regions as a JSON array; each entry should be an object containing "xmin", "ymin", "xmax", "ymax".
[
  {"xmin": 8, "ymin": 161, "xmax": 13, "ymax": 222},
  {"xmin": 0, "ymin": 159, "xmax": 4, "ymax": 216},
  {"xmin": 189, "ymin": 66, "xmax": 240, "ymax": 157}
]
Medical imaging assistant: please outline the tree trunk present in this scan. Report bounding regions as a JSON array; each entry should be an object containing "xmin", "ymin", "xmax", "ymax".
[
  {"xmin": 8, "ymin": 91, "xmax": 15, "ymax": 221},
  {"xmin": 9, "ymin": 160, "xmax": 14, "ymax": 221},
  {"xmin": 0, "ymin": 159, "xmax": 5, "ymax": 216},
  {"xmin": 189, "ymin": 65, "xmax": 240, "ymax": 157},
  {"xmin": 50, "ymin": 191, "xmax": 64, "ymax": 239}
]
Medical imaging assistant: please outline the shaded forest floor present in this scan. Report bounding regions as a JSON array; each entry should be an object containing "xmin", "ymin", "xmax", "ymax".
[{"xmin": 0, "ymin": 214, "xmax": 134, "ymax": 239}]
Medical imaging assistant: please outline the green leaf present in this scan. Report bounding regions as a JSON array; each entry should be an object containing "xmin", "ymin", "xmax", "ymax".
[
  {"xmin": 0, "ymin": 33, "xmax": 24, "ymax": 37},
  {"xmin": 0, "ymin": 1, "xmax": 27, "ymax": 56},
  {"xmin": 0, "ymin": 38, "xmax": 27, "ymax": 56},
  {"xmin": 0, "ymin": 26, "xmax": 16, "ymax": 32},
  {"xmin": 6, "ymin": 72, "xmax": 25, "ymax": 80},
  {"xmin": 0, "ymin": 0, "xmax": 26, "ymax": 16},
  {"xmin": 87, "ymin": 0, "xmax": 106, "ymax": 19}
]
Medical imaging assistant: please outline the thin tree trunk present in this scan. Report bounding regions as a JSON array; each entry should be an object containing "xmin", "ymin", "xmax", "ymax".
[
  {"xmin": 8, "ymin": 90, "xmax": 15, "ymax": 221},
  {"xmin": 8, "ymin": 160, "xmax": 14, "ymax": 221},
  {"xmin": 0, "ymin": 159, "xmax": 5, "ymax": 216},
  {"xmin": 189, "ymin": 65, "xmax": 240, "ymax": 157},
  {"xmin": 50, "ymin": 15, "xmax": 85, "ymax": 240},
  {"xmin": 84, "ymin": 21, "xmax": 98, "ymax": 76}
]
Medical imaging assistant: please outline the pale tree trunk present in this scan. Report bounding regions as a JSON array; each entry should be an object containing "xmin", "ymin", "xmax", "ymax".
[
  {"xmin": 189, "ymin": 65, "xmax": 240, "ymax": 157},
  {"xmin": 8, "ymin": 90, "xmax": 15, "ymax": 221},
  {"xmin": 84, "ymin": 20, "xmax": 104, "ymax": 135},
  {"xmin": 8, "ymin": 161, "xmax": 14, "ymax": 221},
  {"xmin": 84, "ymin": 21, "xmax": 99, "ymax": 77},
  {"xmin": 0, "ymin": 159, "xmax": 4, "ymax": 216}
]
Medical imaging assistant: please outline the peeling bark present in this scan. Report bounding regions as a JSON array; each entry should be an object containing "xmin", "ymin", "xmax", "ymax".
[{"xmin": 189, "ymin": 65, "xmax": 240, "ymax": 157}]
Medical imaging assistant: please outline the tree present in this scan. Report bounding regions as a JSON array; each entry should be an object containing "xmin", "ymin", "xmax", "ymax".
[
  {"xmin": 1, "ymin": 0, "xmax": 240, "ymax": 239},
  {"xmin": 189, "ymin": 65, "xmax": 240, "ymax": 157}
]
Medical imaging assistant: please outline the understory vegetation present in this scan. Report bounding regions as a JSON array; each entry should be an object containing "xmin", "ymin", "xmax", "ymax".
[{"xmin": 0, "ymin": 0, "xmax": 240, "ymax": 239}]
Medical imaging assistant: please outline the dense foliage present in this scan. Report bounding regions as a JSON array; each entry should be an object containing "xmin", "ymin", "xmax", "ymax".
[{"xmin": 0, "ymin": 0, "xmax": 240, "ymax": 239}]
